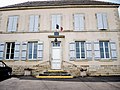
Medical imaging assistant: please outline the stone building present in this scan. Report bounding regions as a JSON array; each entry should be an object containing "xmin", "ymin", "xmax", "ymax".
[{"xmin": 0, "ymin": 0, "xmax": 120, "ymax": 77}]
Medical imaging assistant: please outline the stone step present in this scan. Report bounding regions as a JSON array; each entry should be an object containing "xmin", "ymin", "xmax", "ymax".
[
  {"xmin": 47, "ymin": 70, "xmax": 65, "ymax": 72},
  {"xmin": 36, "ymin": 69, "xmax": 73, "ymax": 78},
  {"xmin": 42, "ymin": 70, "xmax": 71, "ymax": 76},
  {"xmin": 42, "ymin": 72, "xmax": 71, "ymax": 76},
  {"xmin": 36, "ymin": 76, "xmax": 73, "ymax": 79}
]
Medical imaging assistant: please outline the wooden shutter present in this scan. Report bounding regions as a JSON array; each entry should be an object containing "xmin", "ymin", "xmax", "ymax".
[
  {"xmin": 12, "ymin": 16, "xmax": 18, "ymax": 32},
  {"xmin": 37, "ymin": 41, "xmax": 43, "ymax": 60},
  {"xmin": 96, "ymin": 13, "xmax": 103, "ymax": 30},
  {"xmin": 21, "ymin": 42, "xmax": 27, "ymax": 60},
  {"xmin": 34, "ymin": 15, "xmax": 39, "ymax": 32},
  {"xmin": 29, "ymin": 15, "xmax": 34, "ymax": 32},
  {"xmin": 86, "ymin": 41, "xmax": 92, "ymax": 60},
  {"xmin": 0, "ymin": 42, "xmax": 5, "ymax": 60},
  {"xmin": 94, "ymin": 41, "xmax": 100, "ymax": 60},
  {"xmin": 69, "ymin": 42, "xmax": 75, "ymax": 60},
  {"xmin": 14, "ymin": 42, "xmax": 20, "ymax": 60},
  {"xmin": 110, "ymin": 42, "xmax": 117, "ymax": 59},
  {"xmin": 102, "ymin": 13, "xmax": 108, "ymax": 29}
]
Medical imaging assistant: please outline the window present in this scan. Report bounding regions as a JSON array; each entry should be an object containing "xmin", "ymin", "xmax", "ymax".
[
  {"xmin": 51, "ymin": 14, "xmax": 62, "ymax": 31},
  {"xmin": 21, "ymin": 41, "xmax": 43, "ymax": 60},
  {"xmin": 75, "ymin": 41, "xmax": 86, "ymax": 59},
  {"xmin": 96, "ymin": 13, "xmax": 108, "ymax": 30},
  {"xmin": 28, "ymin": 42, "xmax": 38, "ymax": 60},
  {"xmin": 52, "ymin": 41, "xmax": 60, "ymax": 47},
  {"xmin": 74, "ymin": 14, "xmax": 85, "ymax": 31},
  {"xmin": 29, "ymin": 15, "xmax": 39, "ymax": 32},
  {"xmin": 7, "ymin": 16, "xmax": 18, "ymax": 32},
  {"xmin": 5, "ymin": 42, "xmax": 15, "ymax": 59},
  {"xmin": 99, "ymin": 41, "xmax": 110, "ymax": 59}
]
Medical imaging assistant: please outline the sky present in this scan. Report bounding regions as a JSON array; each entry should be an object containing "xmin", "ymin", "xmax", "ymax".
[{"xmin": 0, "ymin": 0, "xmax": 120, "ymax": 16}]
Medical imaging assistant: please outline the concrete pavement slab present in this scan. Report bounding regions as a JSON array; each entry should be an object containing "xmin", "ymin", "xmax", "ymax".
[{"xmin": 0, "ymin": 76, "xmax": 120, "ymax": 90}]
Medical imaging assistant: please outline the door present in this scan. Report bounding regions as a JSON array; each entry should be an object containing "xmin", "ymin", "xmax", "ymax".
[{"xmin": 51, "ymin": 42, "xmax": 61, "ymax": 69}]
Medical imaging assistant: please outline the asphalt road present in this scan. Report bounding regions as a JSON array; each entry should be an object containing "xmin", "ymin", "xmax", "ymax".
[{"xmin": 0, "ymin": 76, "xmax": 120, "ymax": 90}]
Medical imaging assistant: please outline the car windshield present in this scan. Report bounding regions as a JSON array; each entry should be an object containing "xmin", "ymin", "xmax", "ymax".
[{"xmin": 0, "ymin": 62, "xmax": 6, "ymax": 67}]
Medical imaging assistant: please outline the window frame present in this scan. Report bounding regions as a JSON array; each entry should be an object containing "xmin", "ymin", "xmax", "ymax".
[
  {"xmin": 28, "ymin": 41, "xmax": 38, "ymax": 60},
  {"xmin": 5, "ymin": 42, "xmax": 15, "ymax": 60},
  {"xmin": 7, "ymin": 15, "xmax": 19, "ymax": 32},
  {"xmin": 51, "ymin": 14, "xmax": 62, "ymax": 31},
  {"xmin": 99, "ymin": 41, "xmax": 111, "ymax": 59},
  {"xmin": 75, "ymin": 41, "xmax": 86, "ymax": 60},
  {"xmin": 96, "ymin": 13, "xmax": 108, "ymax": 30},
  {"xmin": 73, "ymin": 13, "xmax": 85, "ymax": 31},
  {"xmin": 29, "ymin": 15, "xmax": 40, "ymax": 32}
]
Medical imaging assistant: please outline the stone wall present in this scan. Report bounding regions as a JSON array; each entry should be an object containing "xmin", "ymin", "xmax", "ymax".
[
  {"xmin": 62, "ymin": 61, "xmax": 81, "ymax": 77},
  {"xmin": 9, "ymin": 61, "xmax": 50, "ymax": 76},
  {"xmin": 63, "ymin": 62, "xmax": 120, "ymax": 77},
  {"xmin": 88, "ymin": 65, "xmax": 120, "ymax": 76},
  {"xmin": 9, "ymin": 61, "xmax": 120, "ymax": 76}
]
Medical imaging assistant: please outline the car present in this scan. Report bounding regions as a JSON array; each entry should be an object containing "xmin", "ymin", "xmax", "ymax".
[{"xmin": 0, "ymin": 61, "xmax": 12, "ymax": 77}]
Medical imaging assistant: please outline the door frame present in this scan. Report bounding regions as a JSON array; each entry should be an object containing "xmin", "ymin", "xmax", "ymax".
[{"xmin": 51, "ymin": 41, "xmax": 62, "ymax": 70}]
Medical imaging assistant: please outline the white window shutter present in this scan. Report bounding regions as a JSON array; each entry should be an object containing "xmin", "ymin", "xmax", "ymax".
[
  {"xmin": 14, "ymin": 42, "xmax": 20, "ymax": 60},
  {"xmin": 12, "ymin": 16, "xmax": 18, "ymax": 32},
  {"xmin": 0, "ymin": 42, "xmax": 5, "ymax": 60},
  {"xmin": 37, "ymin": 41, "xmax": 43, "ymax": 60},
  {"xmin": 86, "ymin": 41, "xmax": 92, "ymax": 60},
  {"xmin": 57, "ymin": 15, "xmax": 61, "ymax": 31},
  {"xmin": 97, "ymin": 13, "xmax": 103, "ymax": 30},
  {"xmin": 110, "ymin": 42, "xmax": 117, "ymax": 59},
  {"xmin": 74, "ymin": 14, "xmax": 79, "ymax": 31},
  {"xmin": 94, "ymin": 41, "xmax": 100, "ymax": 59},
  {"xmin": 102, "ymin": 13, "xmax": 108, "ymax": 29},
  {"xmin": 29, "ymin": 15, "xmax": 34, "ymax": 32},
  {"xmin": 34, "ymin": 15, "xmax": 39, "ymax": 32},
  {"xmin": 79, "ymin": 14, "xmax": 84, "ymax": 30},
  {"xmin": 8, "ymin": 17, "xmax": 13, "ymax": 32},
  {"xmin": 51, "ymin": 15, "xmax": 56, "ymax": 31},
  {"xmin": 74, "ymin": 14, "xmax": 84, "ymax": 31},
  {"xmin": 21, "ymin": 42, "xmax": 27, "ymax": 60},
  {"xmin": 69, "ymin": 42, "xmax": 75, "ymax": 60}
]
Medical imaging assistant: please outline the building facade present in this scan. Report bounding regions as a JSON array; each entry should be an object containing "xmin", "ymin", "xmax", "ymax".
[{"xmin": 0, "ymin": 0, "xmax": 120, "ymax": 76}]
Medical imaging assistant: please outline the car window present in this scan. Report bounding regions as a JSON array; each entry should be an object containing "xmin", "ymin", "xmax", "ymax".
[{"xmin": 0, "ymin": 62, "xmax": 6, "ymax": 67}]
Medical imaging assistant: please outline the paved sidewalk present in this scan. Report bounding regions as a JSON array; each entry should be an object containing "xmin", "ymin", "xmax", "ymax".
[{"xmin": 0, "ymin": 76, "xmax": 120, "ymax": 90}]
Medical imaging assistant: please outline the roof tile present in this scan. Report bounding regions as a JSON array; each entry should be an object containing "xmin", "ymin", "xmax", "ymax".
[{"xmin": 1, "ymin": 0, "xmax": 120, "ymax": 8}]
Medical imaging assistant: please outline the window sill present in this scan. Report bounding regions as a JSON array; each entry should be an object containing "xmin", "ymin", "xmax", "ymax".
[
  {"xmin": 25, "ymin": 60, "xmax": 42, "ymax": 62},
  {"xmin": 2, "ymin": 60, "xmax": 15, "ymax": 62},
  {"xmin": 7, "ymin": 31, "xmax": 17, "ymax": 33},
  {"xmin": 97, "ymin": 59, "xmax": 117, "ymax": 62},
  {"xmin": 74, "ymin": 30, "xmax": 84, "ymax": 32},
  {"xmin": 29, "ymin": 31, "xmax": 39, "ymax": 32},
  {"xmin": 70, "ymin": 59, "xmax": 89, "ymax": 62},
  {"xmin": 75, "ymin": 60, "xmax": 89, "ymax": 62}
]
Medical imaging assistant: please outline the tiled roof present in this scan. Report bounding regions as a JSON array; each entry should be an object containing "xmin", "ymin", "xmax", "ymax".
[{"xmin": 1, "ymin": 0, "xmax": 120, "ymax": 8}]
